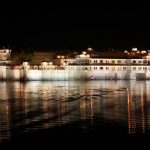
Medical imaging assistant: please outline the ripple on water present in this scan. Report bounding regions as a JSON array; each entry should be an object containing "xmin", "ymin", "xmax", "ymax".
[{"xmin": 1, "ymin": 81, "xmax": 150, "ymax": 142}]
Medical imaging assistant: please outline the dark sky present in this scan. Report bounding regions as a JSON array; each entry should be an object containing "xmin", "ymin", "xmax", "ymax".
[{"xmin": 1, "ymin": 7, "xmax": 150, "ymax": 51}]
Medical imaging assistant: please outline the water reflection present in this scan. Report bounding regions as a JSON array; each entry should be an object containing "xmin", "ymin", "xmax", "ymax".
[{"xmin": 0, "ymin": 80, "xmax": 150, "ymax": 142}]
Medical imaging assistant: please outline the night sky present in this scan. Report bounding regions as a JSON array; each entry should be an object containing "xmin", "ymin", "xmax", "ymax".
[{"xmin": 1, "ymin": 7, "xmax": 150, "ymax": 51}]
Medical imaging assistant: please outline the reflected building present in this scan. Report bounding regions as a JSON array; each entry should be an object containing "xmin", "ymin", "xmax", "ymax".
[
  {"xmin": 1, "ymin": 80, "xmax": 150, "ymax": 142},
  {"xmin": 127, "ymin": 81, "xmax": 146, "ymax": 134}
]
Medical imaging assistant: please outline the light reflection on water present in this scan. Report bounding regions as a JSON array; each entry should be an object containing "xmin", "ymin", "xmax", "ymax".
[{"xmin": 0, "ymin": 80, "xmax": 150, "ymax": 142}]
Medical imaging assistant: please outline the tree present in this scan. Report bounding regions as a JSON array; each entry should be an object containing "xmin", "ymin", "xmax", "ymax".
[{"xmin": 11, "ymin": 49, "xmax": 34, "ymax": 64}]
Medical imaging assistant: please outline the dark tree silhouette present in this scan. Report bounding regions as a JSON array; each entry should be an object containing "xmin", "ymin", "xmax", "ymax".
[{"xmin": 11, "ymin": 49, "xmax": 34, "ymax": 64}]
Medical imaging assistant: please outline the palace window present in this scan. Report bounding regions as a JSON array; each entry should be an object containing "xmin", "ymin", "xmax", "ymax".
[
  {"xmin": 94, "ymin": 60, "xmax": 97, "ymax": 63},
  {"xmin": 138, "ymin": 67, "xmax": 142, "ymax": 70},
  {"xmin": 100, "ymin": 60, "xmax": 103, "ymax": 63},
  {"xmin": 133, "ymin": 60, "xmax": 136, "ymax": 64},
  {"xmin": 133, "ymin": 67, "xmax": 136, "ymax": 70},
  {"xmin": 112, "ymin": 60, "xmax": 115, "ymax": 64}
]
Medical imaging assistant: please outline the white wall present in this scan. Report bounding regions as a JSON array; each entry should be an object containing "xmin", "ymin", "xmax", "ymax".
[{"xmin": 0, "ymin": 67, "xmax": 150, "ymax": 80}]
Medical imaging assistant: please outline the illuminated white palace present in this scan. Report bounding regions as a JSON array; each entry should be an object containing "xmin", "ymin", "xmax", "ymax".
[
  {"xmin": 1, "ymin": 47, "xmax": 150, "ymax": 80},
  {"xmin": 58, "ymin": 48, "xmax": 150, "ymax": 80}
]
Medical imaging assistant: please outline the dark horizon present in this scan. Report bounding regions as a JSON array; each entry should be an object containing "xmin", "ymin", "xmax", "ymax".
[{"xmin": 1, "ymin": 7, "xmax": 150, "ymax": 51}]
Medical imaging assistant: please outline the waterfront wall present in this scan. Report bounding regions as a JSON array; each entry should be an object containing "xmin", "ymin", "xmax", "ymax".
[
  {"xmin": 24, "ymin": 70, "xmax": 150, "ymax": 80},
  {"xmin": 1, "ymin": 67, "xmax": 150, "ymax": 80},
  {"xmin": 0, "ymin": 66, "xmax": 7, "ymax": 80}
]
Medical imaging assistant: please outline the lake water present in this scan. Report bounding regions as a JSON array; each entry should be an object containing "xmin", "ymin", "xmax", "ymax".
[{"xmin": 0, "ymin": 80, "xmax": 150, "ymax": 144}]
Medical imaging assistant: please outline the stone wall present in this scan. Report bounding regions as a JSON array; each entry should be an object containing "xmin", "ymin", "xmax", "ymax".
[{"xmin": 1, "ymin": 67, "xmax": 150, "ymax": 80}]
